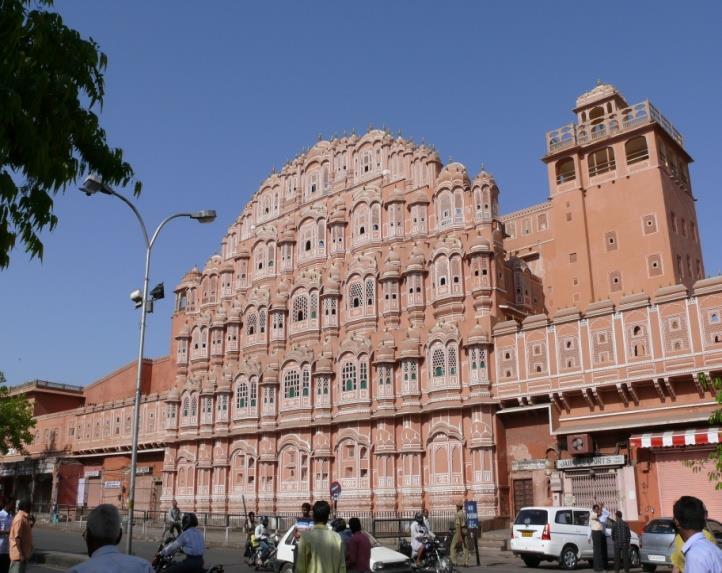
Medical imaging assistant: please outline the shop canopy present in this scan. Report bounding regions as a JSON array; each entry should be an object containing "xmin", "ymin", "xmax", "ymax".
[{"xmin": 630, "ymin": 427, "xmax": 721, "ymax": 448}]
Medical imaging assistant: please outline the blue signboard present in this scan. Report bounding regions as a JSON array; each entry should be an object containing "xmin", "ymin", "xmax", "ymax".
[{"xmin": 465, "ymin": 500, "xmax": 479, "ymax": 529}]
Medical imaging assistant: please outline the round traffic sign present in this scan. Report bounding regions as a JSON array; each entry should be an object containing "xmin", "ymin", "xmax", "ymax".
[{"xmin": 330, "ymin": 480, "xmax": 342, "ymax": 501}]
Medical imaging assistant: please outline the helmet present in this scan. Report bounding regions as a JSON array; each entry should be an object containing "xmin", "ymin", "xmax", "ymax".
[
  {"xmin": 181, "ymin": 512, "xmax": 198, "ymax": 531},
  {"xmin": 332, "ymin": 518, "xmax": 347, "ymax": 532},
  {"xmin": 414, "ymin": 512, "xmax": 424, "ymax": 523}
]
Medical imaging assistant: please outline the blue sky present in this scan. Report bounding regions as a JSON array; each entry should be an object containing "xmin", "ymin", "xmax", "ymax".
[{"xmin": 2, "ymin": 1, "xmax": 721, "ymax": 386}]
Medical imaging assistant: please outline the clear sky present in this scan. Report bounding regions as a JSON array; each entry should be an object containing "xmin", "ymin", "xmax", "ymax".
[{"xmin": 2, "ymin": 1, "xmax": 721, "ymax": 387}]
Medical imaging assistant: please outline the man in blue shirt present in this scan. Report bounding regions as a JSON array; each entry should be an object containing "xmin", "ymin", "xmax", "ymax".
[
  {"xmin": 158, "ymin": 513, "xmax": 205, "ymax": 573},
  {"xmin": 0, "ymin": 499, "xmax": 14, "ymax": 573},
  {"xmin": 674, "ymin": 496, "xmax": 722, "ymax": 573},
  {"xmin": 67, "ymin": 504, "xmax": 152, "ymax": 573}
]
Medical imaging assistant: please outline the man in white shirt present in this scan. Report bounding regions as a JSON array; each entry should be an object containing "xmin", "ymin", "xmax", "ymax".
[
  {"xmin": 158, "ymin": 513, "xmax": 205, "ymax": 573},
  {"xmin": 422, "ymin": 508, "xmax": 435, "ymax": 539},
  {"xmin": 66, "ymin": 504, "xmax": 152, "ymax": 573},
  {"xmin": 0, "ymin": 499, "xmax": 14, "ymax": 573},
  {"xmin": 410, "ymin": 512, "xmax": 429, "ymax": 567},
  {"xmin": 254, "ymin": 516, "xmax": 271, "ymax": 562},
  {"xmin": 674, "ymin": 496, "xmax": 722, "ymax": 573}
]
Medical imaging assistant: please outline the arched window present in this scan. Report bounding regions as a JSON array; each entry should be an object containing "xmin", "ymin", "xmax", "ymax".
[
  {"xmin": 259, "ymin": 309, "xmax": 266, "ymax": 334},
  {"xmin": 293, "ymin": 295, "xmax": 308, "ymax": 322},
  {"xmin": 246, "ymin": 313, "xmax": 257, "ymax": 336},
  {"xmin": 302, "ymin": 368, "xmax": 311, "ymax": 397},
  {"xmin": 588, "ymin": 147, "xmax": 615, "ymax": 176},
  {"xmin": 350, "ymin": 283, "xmax": 363, "ymax": 308},
  {"xmin": 365, "ymin": 279, "xmax": 375, "ymax": 306},
  {"xmin": 447, "ymin": 345, "xmax": 457, "ymax": 375},
  {"xmin": 190, "ymin": 395, "xmax": 198, "ymax": 418},
  {"xmin": 284, "ymin": 370, "xmax": 300, "ymax": 398},
  {"xmin": 342, "ymin": 362, "xmax": 357, "ymax": 392},
  {"xmin": 432, "ymin": 347, "xmax": 445, "ymax": 377},
  {"xmin": 625, "ymin": 136, "xmax": 649, "ymax": 164},
  {"xmin": 182, "ymin": 397, "xmax": 189, "ymax": 417},
  {"xmin": 236, "ymin": 382, "xmax": 248, "ymax": 409},
  {"xmin": 453, "ymin": 190, "xmax": 463, "ymax": 223},
  {"xmin": 438, "ymin": 192, "xmax": 451, "ymax": 227},
  {"xmin": 556, "ymin": 158, "xmax": 576, "ymax": 183}
]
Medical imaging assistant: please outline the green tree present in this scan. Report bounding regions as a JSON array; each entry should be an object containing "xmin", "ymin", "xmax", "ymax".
[
  {"xmin": 0, "ymin": 371, "xmax": 36, "ymax": 454},
  {"xmin": 690, "ymin": 373, "xmax": 722, "ymax": 489},
  {"xmin": 0, "ymin": 0, "xmax": 141, "ymax": 268}
]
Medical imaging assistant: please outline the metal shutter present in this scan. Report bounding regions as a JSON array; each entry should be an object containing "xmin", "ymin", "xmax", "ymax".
[{"xmin": 656, "ymin": 449, "xmax": 722, "ymax": 517}]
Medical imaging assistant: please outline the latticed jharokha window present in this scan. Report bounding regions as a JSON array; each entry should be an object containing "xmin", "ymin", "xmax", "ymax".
[
  {"xmin": 342, "ymin": 362, "xmax": 357, "ymax": 391},
  {"xmin": 302, "ymin": 369, "xmax": 310, "ymax": 396},
  {"xmin": 625, "ymin": 136, "xmax": 649, "ymax": 164},
  {"xmin": 588, "ymin": 147, "xmax": 615, "ymax": 176},
  {"xmin": 432, "ymin": 347, "xmax": 445, "ymax": 377},
  {"xmin": 284, "ymin": 370, "xmax": 300, "ymax": 398},
  {"xmin": 293, "ymin": 295, "xmax": 308, "ymax": 322},
  {"xmin": 350, "ymin": 283, "xmax": 363, "ymax": 308},
  {"xmin": 556, "ymin": 158, "xmax": 576, "ymax": 184}
]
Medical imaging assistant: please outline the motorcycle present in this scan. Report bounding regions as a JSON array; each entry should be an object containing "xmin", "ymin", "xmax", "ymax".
[
  {"xmin": 245, "ymin": 532, "xmax": 280, "ymax": 570},
  {"xmin": 153, "ymin": 539, "xmax": 225, "ymax": 573},
  {"xmin": 400, "ymin": 535, "xmax": 455, "ymax": 573}
]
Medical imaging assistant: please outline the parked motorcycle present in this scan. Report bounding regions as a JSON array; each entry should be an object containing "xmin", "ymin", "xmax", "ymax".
[
  {"xmin": 400, "ymin": 535, "xmax": 455, "ymax": 573},
  {"xmin": 245, "ymin": 532, "xmax": 280, "ymax": 570}
]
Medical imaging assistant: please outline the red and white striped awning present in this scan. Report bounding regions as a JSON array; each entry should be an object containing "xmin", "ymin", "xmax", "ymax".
[{"xmin": 630, "ymin": 428, "xmax": 721, "ymax": 448}]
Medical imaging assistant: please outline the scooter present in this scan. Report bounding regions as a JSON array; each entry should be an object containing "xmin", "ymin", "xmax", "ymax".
[
  {"xmin": 245, "ymin": 532, "xmax": 280, "ymax": 571},
  {"xmin": 153, "ymin": 539, "xmax": 225, "ymax": 573}
]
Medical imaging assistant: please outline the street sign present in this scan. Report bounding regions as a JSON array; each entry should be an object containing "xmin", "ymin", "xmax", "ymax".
[
  {"xmin": 330, "ymin": 480, "xmax": 342, "ymax": 501},
  {"xmin": 465, "ymin": 500, "xmax": 479, "ymax": 529}
]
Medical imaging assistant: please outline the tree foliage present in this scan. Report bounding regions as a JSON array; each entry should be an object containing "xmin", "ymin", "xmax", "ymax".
[
  {"xmin": 689, "ymin": 373, "xmax": 722, "ymax": 489},
  {"xmin": 0, "ymin": 371, "xmax": 36, "ymax": 455},
  {"xmin": 0, "ymin": 0, "xmax": 141, "ymax": 268}
]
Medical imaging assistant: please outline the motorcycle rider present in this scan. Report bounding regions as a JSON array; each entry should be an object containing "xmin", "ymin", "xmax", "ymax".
[
  {"xmin": 162, "ymin": 500, "xmax": 182, "ymax": 541},
  {"xmin": 254, "ymin": 515, "xmax": 272, "ymax": 562},
  {"xmin": 422, "ymin": 507, "xmax": 435, "ymax": 539},
  {"xmin": 410, "ymin": 511, "xmax": 429, "ymax": 567},
  {"xmin": 157, "ymin": 513, "xmax": 205, "ymax": 573}
]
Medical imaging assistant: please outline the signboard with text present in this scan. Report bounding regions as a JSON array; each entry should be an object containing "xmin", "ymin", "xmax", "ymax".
[
  {"xmin": 556, "ymin": 455, "xmax": 625, "ymax": 470},
  {"xmin": 465, "ymin": 500, "xmax": 479, "ymax": 529}
]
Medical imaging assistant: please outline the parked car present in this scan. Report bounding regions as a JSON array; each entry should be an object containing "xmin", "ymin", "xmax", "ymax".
[
  {"xmin": 640, "ymin": 517, "xmax": 722, "ymax": 572},
  {"xmin": 510, "ymin": 506, "xmax": 641, "ymax": 570},
  {"xmin": 273, "ymin": 524, "xmax": 413, "ymax": 573}
]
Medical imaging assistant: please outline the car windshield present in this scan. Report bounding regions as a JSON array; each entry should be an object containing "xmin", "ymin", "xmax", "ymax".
[
  {"xmin": 515, "ymin": 509, "xmax": 548, "ymax": 526},
  {"xmin": 364, "ymin": 532, "xmax": 381, "ymax": 547},
  {"xmin": 645, "ymin": 520, "xmax": 676, "ymax": 534}
]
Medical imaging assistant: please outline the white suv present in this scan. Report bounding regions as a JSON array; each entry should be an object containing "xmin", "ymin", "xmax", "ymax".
[
  {"xmin": 510, "ymin": 506, "xmax": 641, "ymax": 570},
  {"xmin": 274, "ymin": 524, "xmax": 412, "ymax": 573}
]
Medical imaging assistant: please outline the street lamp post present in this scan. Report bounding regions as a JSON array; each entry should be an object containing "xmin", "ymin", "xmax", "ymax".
[{"xmin": 80, "ymin": 175, "xmax": 216, "ymax": 554}]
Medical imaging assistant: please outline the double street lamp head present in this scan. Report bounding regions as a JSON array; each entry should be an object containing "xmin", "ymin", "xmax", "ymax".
[{"xmin": 80, "ymin": 175, "xmax": 216, "ymax": 224}]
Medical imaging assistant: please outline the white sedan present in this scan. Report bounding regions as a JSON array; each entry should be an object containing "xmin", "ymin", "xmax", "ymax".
[{"xmin": 273, "ymin": 524, "xmax": 413, "ymax": 573}]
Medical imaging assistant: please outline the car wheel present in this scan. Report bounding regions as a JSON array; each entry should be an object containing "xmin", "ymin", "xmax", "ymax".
[
  {"xmin": 522, "ymin": 556, "xmax": 541, "ymax": 567},
  {"xmin": 630, "ymin": 547, "xmax": 641, "ymax": 569},
  {"xmin": 559, "ymin": 545, "xmax": 579, "ymax": 570},
  {"xmin": 280, "ymin": 564, "xmax": 293, "ymax": 573},
  {"xmin": 642, "ymin": 564, "xmax": 656, "ymax": 573}
]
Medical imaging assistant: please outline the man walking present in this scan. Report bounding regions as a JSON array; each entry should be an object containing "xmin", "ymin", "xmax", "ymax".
[
  {"xmin": 162, "ymin": 500, "xmax": 182, "ymax": 541},
  {"xmin": 8, "ymin": 499, "xmax": 32, "ymax": 573},
  {"xmin": 611, "ymin": 510, "xmax": 631, "ymax": 573},
  {"xmin": 0, "ymin": 499, "xmax": 14, "ymax": 573},
  {"xmin": 450, "ymin": 500, "xmax": 469, "ymax": 568},
  {"xmin": 296, "ymin": 500, "xmax": 346, "ymax": 573},
  {"xmin": 346, "ymin": 518, "xmax": 371, "ymax": 573},
  {"xmin": 673, "ymin": 496, "xmax": 722, "ymax": 573},
  {"xmin": 66, "ymin": 504, "xmax": 152, "ymax": 572}
]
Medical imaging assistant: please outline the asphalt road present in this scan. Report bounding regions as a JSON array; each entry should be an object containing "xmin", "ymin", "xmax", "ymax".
[{"xmin": 26, "ymin": 526, "xmax": 652, "ymax": 573}]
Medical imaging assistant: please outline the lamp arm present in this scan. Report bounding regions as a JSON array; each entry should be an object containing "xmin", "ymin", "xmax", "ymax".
[{"xmin": 149, "ymin": 213, "xmax": 194, "ymax": 251}]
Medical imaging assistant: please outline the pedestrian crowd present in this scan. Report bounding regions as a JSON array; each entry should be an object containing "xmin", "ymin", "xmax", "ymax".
[{"xmin": 0, "ymin": 492, "xmax": 718, "ymax": 573}]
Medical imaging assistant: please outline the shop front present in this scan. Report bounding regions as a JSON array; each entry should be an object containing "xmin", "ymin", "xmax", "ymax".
[
  {"xmin": 631, "ymin": 427, "xmax": 721, "ymax": 519},
  {"xmin": 556, "ymin": 454, "xmax": 638, "ymax": 520}
]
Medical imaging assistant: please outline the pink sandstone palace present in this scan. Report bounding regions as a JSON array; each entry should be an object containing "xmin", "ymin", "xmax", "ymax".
[{"xmin": 4, "ymin": 83, "xmax": 722, "ymax": 526}]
